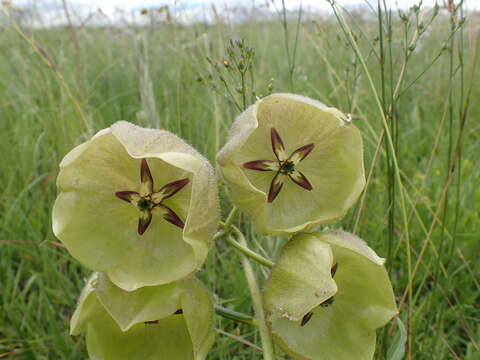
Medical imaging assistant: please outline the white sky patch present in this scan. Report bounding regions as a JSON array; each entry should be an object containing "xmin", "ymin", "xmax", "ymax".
[{"xmin": 6, "ymin": 0, "xmax": 480, "ymax": 27}]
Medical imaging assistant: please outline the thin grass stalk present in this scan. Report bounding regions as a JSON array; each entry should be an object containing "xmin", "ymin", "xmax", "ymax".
[
  {"xmin": 2, "ymin": 7, "xmax": 92, "ymax": 135},
  {"xmin": 328, "ymin": 2, "xmax": 413, "ymax": 358}
]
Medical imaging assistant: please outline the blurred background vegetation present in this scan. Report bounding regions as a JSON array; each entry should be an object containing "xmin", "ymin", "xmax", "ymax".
[{"xmin": 0, "ymin": 0, "xmax": 478, "ymax": 358}]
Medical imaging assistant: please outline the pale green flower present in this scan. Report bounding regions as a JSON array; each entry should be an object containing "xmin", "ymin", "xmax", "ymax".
[
  {"xmin": 217, "ymin": 93, "xmax": 365, "ymax": 234},
  {"xmin": 71, "ymin": 273, "xmax": 214, "ymax": 360},
  {"xmin": 53, "ymin": 121, "xmax": 219, "ymax": 291},
  {"xmin": 263, "ymin": 230, "xmax": 397, "ymax": 360}
]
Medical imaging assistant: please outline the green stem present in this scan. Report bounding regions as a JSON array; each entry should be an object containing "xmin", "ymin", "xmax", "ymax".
[
  {"xmin": 223, "ymin": 207, "xmax": 239, "ymax": 230},
  {"xmin": 235, "ymin": 230, "xmax": 276, "ymax": 360},
  {"xmin": 214, "ymin": 304, "xmax": 256, "ymax": 326},
  {"xmin": 213, "ymin": 230, "xmax": 226, "ymax": 241},
  {"xmin": 226, "ymin": 234, "xmax": 274, "ymax": 269},
  {"xmin": 218, "ymin": 207, "xmax": 274, "ymax": 268}
]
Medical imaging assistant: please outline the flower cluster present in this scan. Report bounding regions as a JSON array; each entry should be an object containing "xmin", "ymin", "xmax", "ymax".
[
  {"xmin": 53, "ymin": 121, "xmax": 219, "ymax": 358},
  {"xmin": 54, "ymin": 93, "xmax": 397, "ymax": 360},
  {"xmin": 218, "ymin": 93, "xmax": 397, "ymax": 360}
]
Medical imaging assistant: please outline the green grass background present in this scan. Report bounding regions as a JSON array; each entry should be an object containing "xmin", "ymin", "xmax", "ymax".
[{"xmin": 0, "ymin": 2, "xmax": 479, "ymax": 359}]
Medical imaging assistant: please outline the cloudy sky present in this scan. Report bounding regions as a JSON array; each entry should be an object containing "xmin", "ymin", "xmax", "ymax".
[
  {"xmin": 11, "ymin": 0, "xmax": 480, "ymax": 12},
  {"xmin": 8, "ymin": 0, "xmax": 480, "ymax": 26}
]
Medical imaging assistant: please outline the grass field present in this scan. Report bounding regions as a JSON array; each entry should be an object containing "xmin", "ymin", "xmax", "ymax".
[{"xmin": 0, "ymin": 1, "xmax": 479, "ymax": 359}]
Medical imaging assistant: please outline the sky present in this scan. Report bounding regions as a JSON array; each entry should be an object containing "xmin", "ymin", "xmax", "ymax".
[{"xmin": 7, "ymin": 0, "xmax": 480, "ymax": 26}]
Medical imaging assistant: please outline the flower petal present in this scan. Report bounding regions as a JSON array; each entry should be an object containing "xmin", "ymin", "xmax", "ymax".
[
  {"xmin": 288, "ymin": 169, "xmax": 313, "ymax": 191},
  {"xmin": 271, "ymin": 128, "xmax": 287, "ymax": 162},
  {"xmin": 151, "ymin": 178, "xmax": 190, "ymax": 203},
  {"xmin": 54, "ymin": 122, "xmax": 219, "ymax": 291},
  {"xmin": 140, "ymin": 159, "xmax": 154, "ymax": 196},
  {"xmin": 243, "ymin": 160, "xmax": 278, "ymax": 172},
  {"xmin": 217, "ymin": 94, "xmax": 365, "ymax": 234},
  {"xmin": 268, "ymin": 172, "xmax": 284, "ymax": 203},
  {"xmin": 265, "ymin": 232, "xmax": 397, "ymax": 360},
  {"xmin": 263, "ymin": 234, "xmax": 337, "ymax": 321},
  {"xmin": 288, "ymin": 143, "xmax": 315, "ymax": 165},
  {"xmin": 72, "ymin": 275, "xmax": 215, "ymax": 360},
  {"xmin": 115, "ymin": 191, "xmax": 141, "ymax": 205},
  {"xmin": 138, "ymin": 210, "xmax": 152, "ymax": 235},
  {"xmin": 152, "ymin": 204, "xmax": 185, "ymax": 229}
]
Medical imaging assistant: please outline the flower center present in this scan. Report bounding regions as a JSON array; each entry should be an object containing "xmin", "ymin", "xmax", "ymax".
[
  {"xmin": 280, "ymin": 160, "xmax": 295, "ymax": 175},
  {"xmin": 137, "ymin": 198, "xmax": 153, "ymax": 211}
]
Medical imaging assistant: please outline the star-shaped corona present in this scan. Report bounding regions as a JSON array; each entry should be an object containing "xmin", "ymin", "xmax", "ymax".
[
  {"xmin": 217, "ymin": 93, "xmax": 366, "ymax": 234},
  {"xmin": 52, "ymin": 121, "xmax": 219, "ymax": 291},
  {"xmin": 115, "ymin": 159, "xmax": 189, "ymax": 235},
  {"xmin": 243, "ymin": 128, "xmax": 314, "ymax": 203}
]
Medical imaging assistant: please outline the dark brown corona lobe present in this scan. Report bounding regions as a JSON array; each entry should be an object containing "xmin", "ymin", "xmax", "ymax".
[
  {"xmin": 243, "ymin": 128, "xmax": 315, "ymax": 203},
  {"xmin": 116, "ymin": 159, "xmax": 189, "ymax": 235},
  {"xmin": 301, "ymin": 311, "xmax": 314, "ymax": 327}
]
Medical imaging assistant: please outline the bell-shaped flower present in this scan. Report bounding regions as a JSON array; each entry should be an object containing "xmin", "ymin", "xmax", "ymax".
[
  {"xmin": 53, "ymin": 121, "xmax": 219, "ymax": 291},
  {"xmin": 217, "ymin": 93, "xmax": 365, "ymax": 234},
  {"xmin": 71, "ymin": 273, "xmax": 215, "ymax": 360},
  {"xmin": 263, "ymin": 230, "xmax": 397, "ymax": 360}
]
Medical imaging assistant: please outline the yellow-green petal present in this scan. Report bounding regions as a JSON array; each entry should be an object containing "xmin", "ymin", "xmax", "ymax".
[
  {"xmin": 317, "ymin": 230, "xmax": 398, "ymax": 329},
  {"xmin": 217, "ymin": 93, "xmax": 365, "ymax": 234},
  {"xmin": 264, "ymin": 231, "xmax": 397, "ymax": 360},
  {"xmin": 53, "ymin": 121, "xmax": 219, "ymax": 291},
  {"xmin": 72, "ymin": 274, "xmax": 214, "ymax": 360},
  {"xmin": 263, "ymin": 234, "xmax": 337, "ymax": 321}
]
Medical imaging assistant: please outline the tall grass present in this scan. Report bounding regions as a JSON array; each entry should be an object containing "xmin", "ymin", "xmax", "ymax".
[{"xmin": 0, "ymin": 1, "xmax": 479, "ymax": 359}]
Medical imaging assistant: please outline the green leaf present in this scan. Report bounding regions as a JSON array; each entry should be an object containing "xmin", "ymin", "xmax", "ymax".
[{"xmin": 387, "ymin": 318, "xmax": 407, "ymax": 360}]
